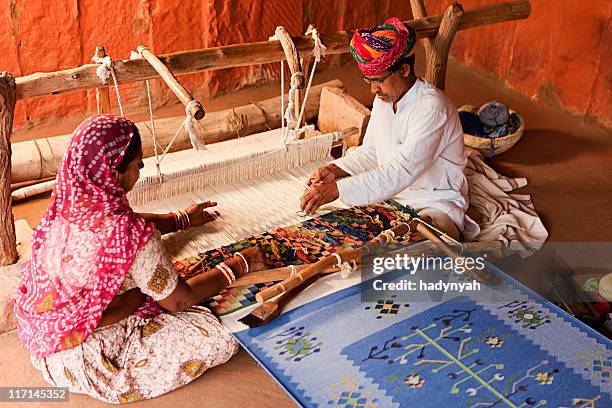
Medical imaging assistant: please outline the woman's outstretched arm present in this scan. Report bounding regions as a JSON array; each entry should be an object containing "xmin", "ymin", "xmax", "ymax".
[
  {"xmin": 158, "ymin": 248, "xmax": 266, "ymax": 312},
  {"xmin": 137, "ymin": 201, "xmax": 220, "ymax": 235}
]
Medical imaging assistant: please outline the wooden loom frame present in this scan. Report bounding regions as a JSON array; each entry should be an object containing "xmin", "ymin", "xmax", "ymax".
[{"xmin": 0, "ymin": 1, "xmax": 531, "ymax": 265}]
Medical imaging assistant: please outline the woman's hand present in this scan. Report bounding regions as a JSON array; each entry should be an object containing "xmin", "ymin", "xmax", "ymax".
[{"xmin": 185, "ymin": 201, "xmax": 220, "ymax": 228}]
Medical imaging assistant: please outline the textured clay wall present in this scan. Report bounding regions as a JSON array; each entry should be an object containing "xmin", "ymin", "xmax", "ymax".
[
  {"xmin": 427, "ymin": 0, "xmax": 611, "ymax": 129},
  {"xmin": 1, "ymin": 1, "xmax": 610, "ymax": 132},
  {"xmin": 0, "ymin": 0, "xmax": 411, "ymax": 132}
]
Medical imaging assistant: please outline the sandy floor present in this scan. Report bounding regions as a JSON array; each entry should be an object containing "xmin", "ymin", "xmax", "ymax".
[{"xmin": 4, "ymin": 55, "xmax": 612, "ymax": 407}]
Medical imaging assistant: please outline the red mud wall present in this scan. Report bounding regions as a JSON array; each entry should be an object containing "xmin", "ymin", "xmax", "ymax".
[
  {"xmin": 0, "ymin": 0, "xmax": 412, "ymax": 133},
  {"xmin": 427, "ymin": 0, "xmax": 612, "ymax": 129},
  {"xmin": 1, "ymin": 1, "xmax": 610, "ymax": 132}
]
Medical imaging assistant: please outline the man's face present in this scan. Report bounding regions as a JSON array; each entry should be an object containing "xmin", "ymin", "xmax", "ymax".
[{"xmin": 362, "ymin": 65, "xmax": 410, "ymax": 104}]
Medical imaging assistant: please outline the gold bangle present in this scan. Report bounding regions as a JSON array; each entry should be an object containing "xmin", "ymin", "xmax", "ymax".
[
  {"xmin": 176, "ymin": 210, "xmax": 185, "ymax": 230},
  {"xmin": 177, "ymin": 209, "xmax": 190, "ymax": 230}
]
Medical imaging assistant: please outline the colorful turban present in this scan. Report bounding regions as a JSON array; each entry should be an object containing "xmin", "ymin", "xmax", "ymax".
[{"xmin": 350, "ymin": 17, "xmax": 417, "ymax": 76}]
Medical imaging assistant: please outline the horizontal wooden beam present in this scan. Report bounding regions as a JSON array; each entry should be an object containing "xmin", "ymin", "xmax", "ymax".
[{"xmin": 15, "ymin": 1, "xmax": 530, "ymax": 100}]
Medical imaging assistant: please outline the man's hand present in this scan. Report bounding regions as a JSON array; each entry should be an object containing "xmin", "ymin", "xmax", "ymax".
[
  {"xmin": 185, "ymin": 201, "xmax": 221, "ymax": 228},
  {"xmin": 300, "ymin": 182, "xmax": 340, "ymax": 214},
  {"xmin": 307, "ymin": 164, "xmax": 350, "ymax": 186},
  {"xmin": 307, "ymin": 165, "xmax": 336, "ymax": 186}
]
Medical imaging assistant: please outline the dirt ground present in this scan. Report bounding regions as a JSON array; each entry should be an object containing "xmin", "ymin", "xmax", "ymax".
[{"xmin": 3, "ymin": 56, "xmax": 611, "ymax": 407}]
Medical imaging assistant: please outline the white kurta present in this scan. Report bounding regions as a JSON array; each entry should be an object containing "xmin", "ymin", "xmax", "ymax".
[{"xmin": 333, "ymin": 78, "xmax": 480, "ymax": 239}]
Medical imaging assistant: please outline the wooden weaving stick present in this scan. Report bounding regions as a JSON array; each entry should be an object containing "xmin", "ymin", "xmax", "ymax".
[
  {"xmin": 137, "ymin": 46, "xmax": 205, "ymax": 120},
  {"xmin": 228, "ymin": 240, "xmax": 502, "ymax": 287},
  {"xmin": 238, "ymin": 273, "xmax": 321, "ymax": 328},
  {"xmin": 412, "ymin": 219, "xmax": 501, "ymax": 284},
  {"xmin": 229, "ymin": 265, "xmax": 338, "ymax": 288},
  {"xmin": 256, "ymin": 220, "xmax": 502, "ymax": 303},
  {"xmin": 255, "ymin": 222, "xmax": 411, "ymax": 303}
]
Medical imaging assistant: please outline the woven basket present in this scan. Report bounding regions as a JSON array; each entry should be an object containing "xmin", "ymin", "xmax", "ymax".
[{"xmin": 459, "ymin": 105, "xmax": 524, "ymax": 157}]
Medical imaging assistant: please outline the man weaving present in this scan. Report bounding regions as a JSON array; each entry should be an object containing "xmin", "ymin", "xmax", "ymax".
[{"xmin": 301, "ymin": 17, "xmax": 479, "ymax": 241}]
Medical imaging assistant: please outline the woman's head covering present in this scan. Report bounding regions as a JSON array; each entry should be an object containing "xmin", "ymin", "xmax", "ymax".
[
  {"xmin": 14, "ymin": 114, "xmax": 155, "ymax": 358},
  {"xmin": 350, "ymin": 17, "xmax": 417, "ymax": 76}
]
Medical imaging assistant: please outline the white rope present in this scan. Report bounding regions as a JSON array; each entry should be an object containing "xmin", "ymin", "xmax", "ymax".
[
  {"xmin": 158, "ymin": 100, "xmax": 205, "ymax": 168},
  {"xmin": 308, "ymin": 27, "xmax": 327, "ymax": 62},
  {"xmin": 376, "ymin": 229, "xmax": 397, "ymax": 245},
  {"xmin": 130, "ymin": 129, "xmax": 335, "ymax": 205},
  {"xmin": 289, "ymin": 265, "xmax": 298, "ymax": 277},
  {"xmin": 91, "ymin": 54, "xmax": 125, "ymax": 117},
  {"xmin": 340, "ymin": 260, "xmax": 357, "ymax": 279},
  {"xmin": 132, "ymin": 48, "xmax": 205, "ymax": 177},
  {"xmin": 284, "ymin": 72, "xmax": 301, "ymax": 129},
  {"xmin": 131, "ymin": 49, "xmax": 162, "ymax": 178},
  {"xmin": 296, "ymin": 27, "xmax": 327, "ymax": 130},
  {"xmin": 280, "ymin": 72, "xmax": 303, "ymax": 145},
  {"xmin": 331, "ymin": 252, "xmax": 356, "ymax": 279},
  {"xmin": 144, "ymin": 79, "xmax": 162, "ymax": 179}
]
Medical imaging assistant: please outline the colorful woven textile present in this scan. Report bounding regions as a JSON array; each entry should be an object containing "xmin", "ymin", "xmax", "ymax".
[
  {"xmin": 233, "ymin": 266, "xmax": 611, "ymax": 407},
  {"xmin": 174, "ymin": 200, "xmax": 415, "ymax": 315}
]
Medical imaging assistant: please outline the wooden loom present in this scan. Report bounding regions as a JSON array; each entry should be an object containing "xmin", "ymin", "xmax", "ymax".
[{"xmin": 0, "ymin": 1, "xmax": 531, "ymax": 267}]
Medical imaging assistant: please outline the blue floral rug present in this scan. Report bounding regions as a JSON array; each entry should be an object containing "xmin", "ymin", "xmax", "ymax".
[{"xmin": 233, "ymin": 265, "xmax": 611, "ymax": 407}]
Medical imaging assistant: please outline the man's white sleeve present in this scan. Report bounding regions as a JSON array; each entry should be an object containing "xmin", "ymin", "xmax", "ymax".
[
  {"xmin": 331, "ymin": 107, "xmax": 378, "ymax": 175},
  {"xmin": 337, "ymin": 104, "xmax": 447, "ymax": 206}
]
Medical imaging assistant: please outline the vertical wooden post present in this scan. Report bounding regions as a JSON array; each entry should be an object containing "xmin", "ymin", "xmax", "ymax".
[
  {"xmin": 95, "ymin": 46, "xmax": 112, "ymax": 114},
  {"xmin": 409, "ymin": 0, "xmax": 434, "ymax": 55},
  {"xmin": 274, "ymin": 26, "xmax": 304, "ymax": 128},
  {"xmin": 0, "ymin": 72, "xmax": 18, "ymax": 266},
  {"xmin": 424, "ymin": 3, "xmax": 464, "ymax": 90}
]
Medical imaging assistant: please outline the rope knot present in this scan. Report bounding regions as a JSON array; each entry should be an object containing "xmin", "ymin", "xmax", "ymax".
[
  {"xmin": 332, "ymin": 253, "xmax": 357, "ymax": 279},
  {"xmin": 91, "ymin": 53, "xmax": 124, "ymax": 117},
  {"xmin": 305, "ymin": 27, "xmax": 327, "ymax": 63},
  {"xmin": 92, "ymin": 55, "xmax": 113, "ymax": 84}
]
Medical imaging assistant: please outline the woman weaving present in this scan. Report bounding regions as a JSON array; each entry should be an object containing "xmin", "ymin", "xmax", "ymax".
[{"xmin": 14, "ymin": 114, "xmax": 266, "ymax": 403}]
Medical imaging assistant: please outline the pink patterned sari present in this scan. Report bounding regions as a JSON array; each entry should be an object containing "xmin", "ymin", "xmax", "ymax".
[{"xmin": 14, "ymin": 114, "xmax": 155, "ymax": 358}]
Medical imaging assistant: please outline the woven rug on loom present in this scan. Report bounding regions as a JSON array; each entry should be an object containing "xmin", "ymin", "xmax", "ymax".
[
  {"xmin": 173, "ymin": 200, "xmax": 415, "ymax": 316},
  {"xmin": 231, "ymin": 266, "xmax": 611, "ymax": 407}
]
